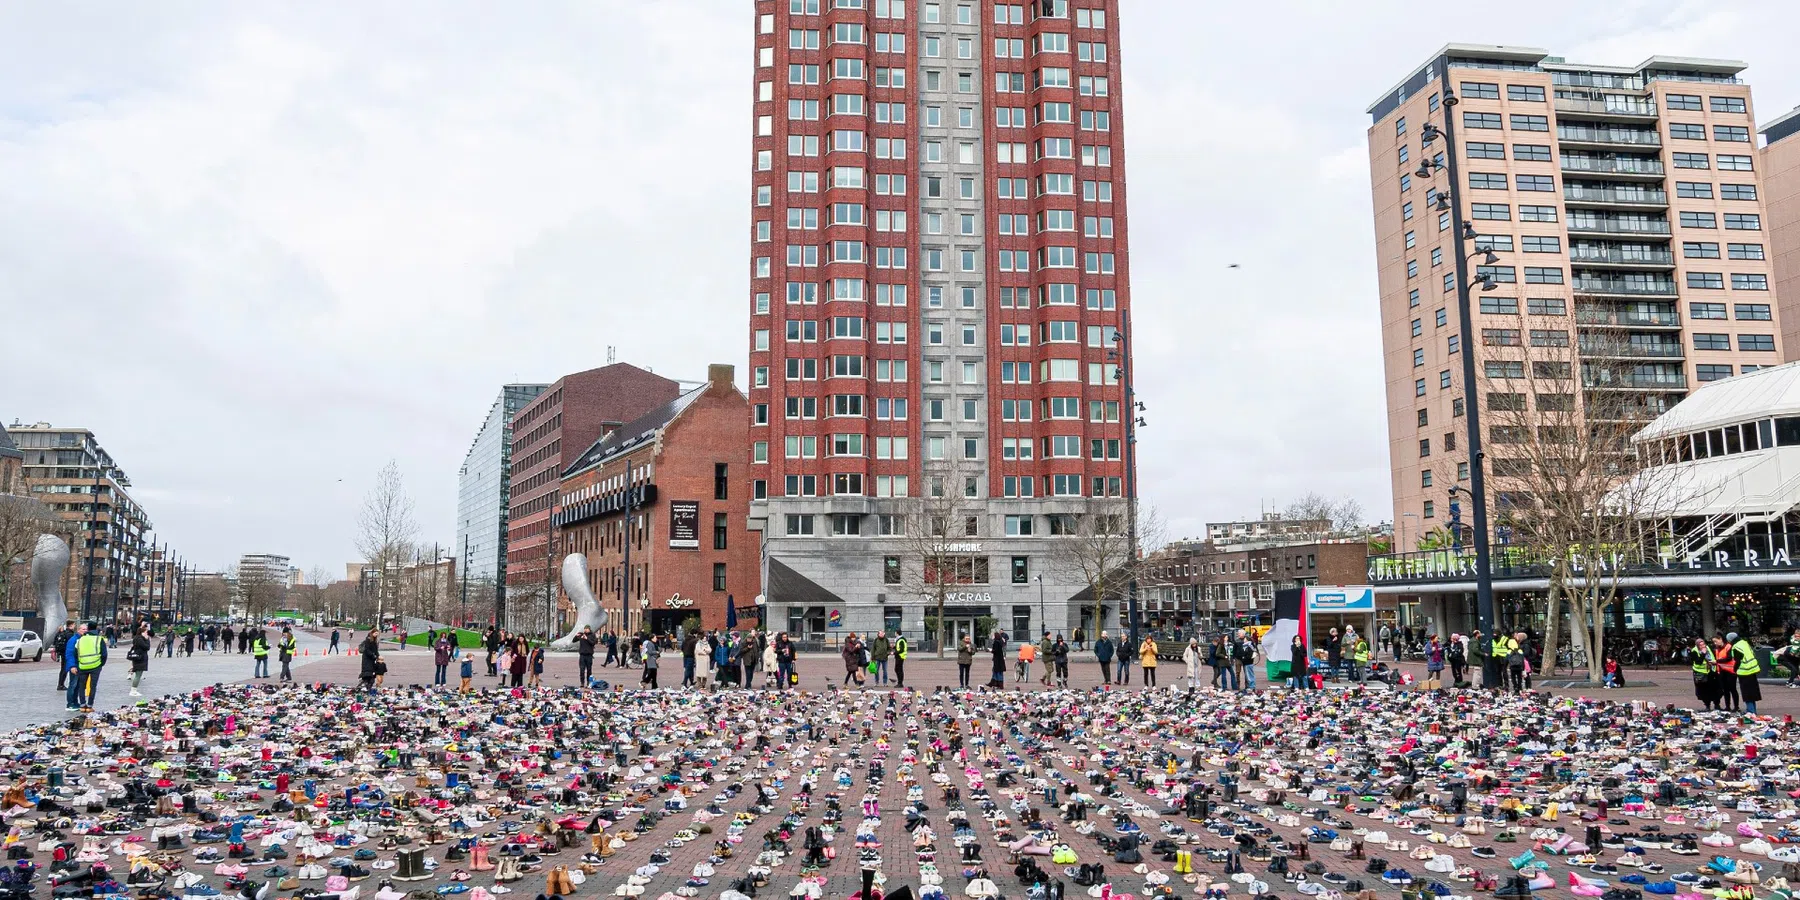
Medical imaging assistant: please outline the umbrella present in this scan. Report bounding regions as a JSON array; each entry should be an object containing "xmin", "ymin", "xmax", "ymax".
[{"xmin": 725, "ymin": 594, "xmax": 737, "ymax": 630}]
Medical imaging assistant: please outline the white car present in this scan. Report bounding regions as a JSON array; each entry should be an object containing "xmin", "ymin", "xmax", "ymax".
[{"xmin": 0, "ymin": 630, "xmax": 44, "ymax": 663}]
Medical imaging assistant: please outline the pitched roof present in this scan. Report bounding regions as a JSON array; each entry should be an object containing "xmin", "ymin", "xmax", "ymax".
[
  {"xmin": 0, "ymin": 424, "xmax": 20, "ymax": 460},
  {"xmin": 1634, "ymin": 360, "xmax": 1800, "ymax": 442},
  {"xmin": 561, "ymin": 384, "xmax": 706, "ymax": 479}
]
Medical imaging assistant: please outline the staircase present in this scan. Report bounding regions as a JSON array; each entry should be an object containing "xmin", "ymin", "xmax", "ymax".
[{"xmin": 1668, "ymin": 455, "xmax": 1800, "ymax": 560}]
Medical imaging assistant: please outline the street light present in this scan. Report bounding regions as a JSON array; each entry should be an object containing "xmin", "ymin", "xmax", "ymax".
[
  {"xmin": 1108, "ymin": 319, "xmax": 1146, "ymax": 647},
  {"xmin": 1034, "ymin": 574, "xmax": 1045, "ymax": 637},
  {"xmin": 1411, "ymin": 70, "xmax": 1498, "ymax": 686}
]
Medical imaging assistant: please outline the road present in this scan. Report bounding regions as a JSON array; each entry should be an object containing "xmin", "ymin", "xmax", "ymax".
[{"xmin": 0, "ymin": 629, "xmax": 334, "ymax": 722}]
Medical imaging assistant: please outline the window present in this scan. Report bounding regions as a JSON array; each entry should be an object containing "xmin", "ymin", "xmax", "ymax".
[
  {"xmin": 1481, "ymin": 328, "xmax": 1520, "ymax": 346},
  {"xmin": 1471, "ymin": 203, "xmax": 1511, "ymax": 220},
  {"xmin": 830, "ymin": 514, "xmax": 861, "ymax": 536},
  {"xmin": 1672, "ymin": 152, "xmax": 1709, "ymax": 169},
  {"xmin": 1477, "ymin": 265, "xmax": 1515, "ymax": 283},
  {"xmin": 1711, "ymin": 95, "xmax": 1748, "ymax": 114},
  {"xmin": 1715, "ymin": 125, "xmax": 1751, "ymax": 143},
  {"xmin": 1529, "ymin": 329, "xmax": 1568, "ymax": 347},
  {"xmin": 1725, "ymin": 213, "xmax": 1761, "ymax": 231},
  {"xmin": 1693, "ymin": 333, "xmax": 1730, "ymax": 351},
  {"xmin": 1510, "ymin": 114, "xmax": 1548, "ymax": 131},
  {"xmin": 1517, "ymin": 174, "xmax": 1554, "ymax": 192},
  {"xmin": 1669, "ymin": 123, "xmax": 1706, "ymax": 141},
  {"xmin": 1519, "ymin": 205, "xmax": 1557, "ymax": 222},
  {"xmin": 1681, "ymin": 212, "xmax": 1717, "ymax": 229},
  {"xmin": 1004, "ymin": 515, "xmax": 1034, "ymax": 537},
  {"xmin": 1423, "ymin": 501, "xmax": 1436, "ymax": 519},
  {"xmin": 1479, "ymin": 297, "xmax": 1518, "ymax": 315},
  {"xmin": 1728, "ymin": 243, "xmax": 1764, "ymax": 260},
  {"xmin": 1512, "ymin": 143, "xmax": 1552, "ymax": 161},
  {"xmin": 1687, "ymin": 272, "xmax": 1723, "ymax": 290},
  {"xmin": 1467, "ymin": 142, "xmax": 1504, "ymax": 159},
  {"xmin": 712, "ymin": 562, "xmax": 728, "ymax": 592},
  {"xmin": 1697, "ymin": 364, "xmax": 1734, "ymax": 382},
  {"xmin": 1666, "ymin": 93, "xmax": 1702, "ymax": 111},
  {"xmin": 1732, "ymin": 274, "xmax": 1768, "ymax": 291},
  {"xmin": 1414, "ymin": 378, "xmax": 1426, "ymax": 397},
  {"xmin": 1741, "ymin": 334, "xmax": 1776, "ymax": 352},
  {"xmin": 1676, "ymin": 182, "xmax": 1714, "ymax": 199},
  {"xmin": 1690, "ymin": 302, "xmax": 1726, "ymax": 320},
  {"xmin": 1721, "ymin": 183, "xmax": 1757, "ymax": 201},
  {"xmin": 1719, "ymin": 154, "xmax": 1754, "ymax": 171},
  {"xmin": 1684, "ymin": 241, "xmax": 1720, "ymax": 258},
  {"xmin": 1735, "ymin": 303, "xmax": 1772, "ymax": 321},
  {"xmin": 1419, "ymin": 438, "xmax": 1431, "ymax": 458},
  {"xmin": 786, "ymin": 514, "xmax": 815, "ymax": 536},
  {"xmin": 1469, "ymin": 172, "xmax": 1508, "ymax": 190},
  {"xmin": 1507, "ymin": 84, "xmax": 1545, "ymax": 102},
  {"xmin": 1461, "ymin": 81, "xmax": 1498, "ymax": 99},
  {"xmin": 1464, "ymin": 111, "xmax": 1501, "ymax": 129},
  {"xmin": 1527, "ymin": 298, "xmax": 1565, "ymax": 316},
  {"xmin": 1521, "ymin": 236, "xmax": 1559, "ymax": 253}
]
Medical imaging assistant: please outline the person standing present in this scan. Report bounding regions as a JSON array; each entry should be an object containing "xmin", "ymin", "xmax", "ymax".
[
  {"xmin": 842, "ymin": 633, "xmax": 865, "ymax": 686},
  {"xmin": 328, "ymin": 628, "xmax": 340, "ymax": 654},
  {"xmin": 1498, "ymin": 631, "xmax": 1528, "ymax": 694},
  {"xmin": 1780, "ymin": 629, "xmax": 1800, "ymax": 689},
  {"xmin": 127, "ymin": 622, "xmax": 151, "ymax": 698},
  {"xmin": 761, "ymin": 632, "xmax": 779, "ymax": 688},
  {"xmin": 181, "ymin": 628, "xmax": 195, "ymax": 658},
  {"xmin": 1322, "ymin": 627, "xmax": 1342, "ymax": 680},
  {"xmin": 1052, "ymin": 633, "xmax": 1070, "ymax": 687},
  {"xmin": 278, "ymin": 627, "xmax": 298, "ymax": 683},
  {"xmin": 956, "ymin": 635, "xmax": 974, "ymax": 688},
  {"xmin": 529, "ymin": 642, "xmax": 546, "ymax": 688},
  {"xmin": 358, "ymin": 631, "xmax": 382, "ymax": 690},
  {"xmin": 1289, "ymin": 634, "xmax": 1310, "ymax": 689},
  {"xmin": 220, "ymin": 624, "xmax": 235, "ymax": 657},
  {"xmin": 1115, "ymin": 634, "xmax": 1133, "ymax": 685},
  {"xmin": 1015, "ymin": 638, "xmax": 1035, "ymax": 685},
  {"xmin": 776, "ymin": 633, "xmax": 796, "ymax": 689},
  {"xmin": 1093, "ymin": 631, "xmax": 1114, "ymax": 685},
  {"xmin": 1350, "ymin": 631, "xmax": 1371, "ymax": 684},
  {"xmin": 250, "ymin": 629, "xmax": 270, "ymax": 678},
  {"xmin": 1689, "ymin": 636, "xmax": 1721, "ymax": 710},
  {"xmin": 1447, "ymin": 634, "xmax": 1467, "ymax": 687},
  {"xmin": 69, "ymin": 624, "xmax": 106, "ymax": 710},
  {"xmin": 602, "ymin": 630, "xmax": 619, "ymax": 668},
  {"xmin": 987, "ymin": 630, "xmax": 1007, "ymax": 690},
  {"xmin": 1237, "ymin": 630, "xmax": 1260, "ymax": 692},
  {"xmin": 508, "ymin": 637, "xmax": 528, "ymax": 687},
  {"xmin": 680, "ymin": 629, "xmax": 698, "ymax": 687},
  {"xmin": 1139, "ymin": 634, "xmax": 1160, "ymax": 687},
  {"xmin": 892, "ymin": 631, "xmax": 909, "ymax": 689},
  {"xmin": 1182, "ymin": 638, "xmax": 1203, "ymax": 689},
  {"xmin": 871, "ymin": 631, "xmax": 891, "ymax": 686},
  {"xmin": 641, "ymin": 638, "xmax": 661, "ymax": 688},
  {"xmin": 1037, "ymin": 632, "xmax": 1054, "ymax": 687},
  {"xmin": 50, "ymin": 624, "xmax": 72, "ymax": 694},
  {"xmin": 1424, "ymin": 635, "xmax": 1445, "ymax": 690},
  {"xmin": 432, "ymin": 634, "xmax": 453, "ymax": 686},
  {"xmin": 1728, "ymin": 632, "xmax": 1762, "ymax": 714},
  {"xmin": 576, "ymin": 627, "xmax": 598, "ymax": 687}
]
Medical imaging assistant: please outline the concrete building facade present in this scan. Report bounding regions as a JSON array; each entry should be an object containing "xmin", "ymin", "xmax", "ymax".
[
  {"xmin": 1759, "ymin": 107, "xmax": 1800, "ymax": 358},
  {"xmin": 1369, "ymin": 46, "xmax": 1784, "ymax": 541},
  {"xmin": 4, "ymin": 423, "xmax": 153, "ymax": 619},
  {"xmin": 747, "ymin": 0, "xmax": 1135, "ymax": 643},
  {"xmin": 455, "ymin": 383, "xmax": 548, "ymax": 611}
]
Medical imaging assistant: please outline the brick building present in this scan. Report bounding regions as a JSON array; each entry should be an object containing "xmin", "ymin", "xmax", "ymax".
[
  {"xmin": 747, "ymin": 0, "xmax": 1136, "ymax": 641},
  {"xmin": 554, "ymin": 365, "xmax": 754, "ymax": 635},
  {"xmin": 1141, "ymin": 539, "xmax": 1370, "ymax": 631},
  {"xmin": 503, "ymin": 364, "xmax": 680, "ymax": 624}
]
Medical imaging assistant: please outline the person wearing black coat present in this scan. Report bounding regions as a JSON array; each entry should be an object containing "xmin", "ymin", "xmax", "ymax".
[
  {"xmin": 988, "ymin": 631, "xmax": 1007, "ymax": 689},
  {"xmin": 358, "ymin": 632, "xmax": 383, "ymax": 690},
  {"xmin": 1289, "ymin": 635, "xmax": 1310, "ymax": 690},
  {"xmin": 128, "ymin": 623, "xmax": 151, "ymax": 698}
]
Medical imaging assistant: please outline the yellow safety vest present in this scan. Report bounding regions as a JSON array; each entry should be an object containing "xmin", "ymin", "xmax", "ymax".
[
  {"xmin": 1691, "ymin": 645, "xmax": 1714, "ymax": 675},
  {"xmin": 252, "ymin": 638, "xmax": 269, "ymax": 659},
  {"xmin": 75, "ymin": 634, "xmax": 104, "ymax": 670},
  {"xmin": 1733, "ymin": 640, "xmax": 1761, "ymax": 676},
  {"xmin": 1353, "ymin": 640, "xmax": 1370, "ymax": 664},
  {"xmin": 1493, "ymin": 636, "xmax": 1518, "ymax": 659},
  {"xmin": 894, "ymin": 638, "xmax": 908, "ymax": 660}
]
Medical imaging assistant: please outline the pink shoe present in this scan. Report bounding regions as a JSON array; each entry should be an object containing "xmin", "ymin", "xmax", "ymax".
[
  {"xmin": 327, "ymin": 875, "xmax": 349, "ymax": 892},
  {"xmin": 1572, "ymin": 883, "xmax": 1604, "ymax": 896},
  {"xmin": 1738, "ymin": 822, "xmax": 1763, "ymax": 838}
]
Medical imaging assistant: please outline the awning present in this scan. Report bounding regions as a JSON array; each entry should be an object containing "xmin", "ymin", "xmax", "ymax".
[{"xmin": 1609, "ymin": 447, "xmax": 1800, "ymax": 518}]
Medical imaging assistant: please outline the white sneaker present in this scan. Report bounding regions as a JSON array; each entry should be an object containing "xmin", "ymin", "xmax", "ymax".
[
  {"xmin": 130, "ymin": 689, "xmax": 142, "ymax": 697},
  {"xmin": 1742, "ymin": 838, "xmax": 1774, "ymax": 856}
]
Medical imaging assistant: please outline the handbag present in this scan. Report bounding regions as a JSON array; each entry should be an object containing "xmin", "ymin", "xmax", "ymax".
[{"xmin": 375, "ymin": 661, "xmax": 389, "ymax": 676}]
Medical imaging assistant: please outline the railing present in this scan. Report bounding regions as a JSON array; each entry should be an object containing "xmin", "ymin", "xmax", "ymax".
[
  {"xmin": 1569, "ymin": 247, "xmax": 1675, "ymax": 266},
  {"xmin": 1575, "ymin": 307, "xmax": 1680, "ymax": 327},
  {"xmin": 1555, "ymin": 96, "xmax": 1658, "ymax": 117},
  {"xmin": 1572, "ymin": 276, "xmax": 1678, "ymax": 296},
  {"xmin": 1557, "ymin": 126, "xmax": 1662, "ymax": 146},
  {"xmin": 1578, "ymin": 341, "xmax": 1684, "ymax": 358},
  {"xmin": 1560, "ymin": 156, "xmax": 1664, "ymax": 177},
  {"xmin": 1586, "ymin": 372, "xmax": 1688, "ymax": 390},
  {"xmin": 1567, "ymin": 218, "xmax": 1672, "ymax": 236},
  {"xmin": 1564, "ymin": 185, "xmax": 1668, "ymax": 205}
]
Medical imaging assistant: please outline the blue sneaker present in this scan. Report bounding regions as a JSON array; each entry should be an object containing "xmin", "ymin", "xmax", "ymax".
[
  {"xmin": 184, "ymin": 886, "xmax": 222, "ymax": 900},
  {"xmin": 1645, "ymin": 883, "xmax": 1678, "ymax": 895},
  {"xmin": 1621, "ymin": 875, "xmax": 1648, "ymax": 885}
]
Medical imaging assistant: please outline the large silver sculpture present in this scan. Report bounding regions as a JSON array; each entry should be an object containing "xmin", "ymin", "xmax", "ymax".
[
  {"xmin": 550, "ymin": 552, "xmax": 607, "ymax": 649},
  {"xmin": 30, "ymin": 534, "xmax": 70, "ymax": 636}
]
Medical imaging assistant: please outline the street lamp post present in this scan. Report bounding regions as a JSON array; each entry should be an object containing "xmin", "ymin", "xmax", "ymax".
[
  {"xmin": 1109, "ymin": 314, "xmax": 1146, "ymax": 648},
  {"xmin": 459, "ymin": 536, "xmax": 470, "ymax": 630},
  {"xmin": 1415, "ymin": 68, "xmax": 1499, "ymax": 686},
  {"xmin": 1034, "ymin": 574, "xmax": 1045, "ymax": 637}
]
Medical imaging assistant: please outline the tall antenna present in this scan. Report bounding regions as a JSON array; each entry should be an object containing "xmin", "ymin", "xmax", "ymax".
[{"xmin": 606, "ymin": 346, "xmax": 617, "ymax": 365}]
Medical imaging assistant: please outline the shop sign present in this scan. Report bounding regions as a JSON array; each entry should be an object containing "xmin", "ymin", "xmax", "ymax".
[
  {"xmin": 668, "ymin": 501, "xmax": 700, "ymax": 549},
  {"xmin": 665, "ymin": 594, "xmax": 694, "ymax": 609}
]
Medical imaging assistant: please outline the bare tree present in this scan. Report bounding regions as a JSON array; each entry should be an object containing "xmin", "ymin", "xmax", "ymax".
[
  {"xmin": 185, "ymin": 575, "xmax": 231, "ymax": 620},
  {"xmin": 0, "ymin": 494, "xmax": 63, "ymax": 607},
  {"xmin": 231, "ymin": 563, "xmax": 287, "ymax": 622},
  {"xmin": 1054, "ymin": 498, "xmax": 1165, "ymax": 641},
  {"xmin": 1474, "ymin": 312, "xmax": 1700, "ymax": 682},
  {"xmin": 1282, "ymin": 493, "xmax": 1366, "ymax": 537},
  {"xmin": 355, "ymin": 460, "xmax": 417, "ymax": 627},
  {"xmin": 892, "ymin": 457, "xmax": 978, "ymax": 658}
]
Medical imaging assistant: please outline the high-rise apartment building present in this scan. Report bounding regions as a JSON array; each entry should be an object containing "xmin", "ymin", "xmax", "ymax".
[
  {"xmin": 4, "ymin": 423, "xmax": 154, "ymax": 618},
  {"xmin": 1758, "ymin": 107, "xmax": 1800, "ymax": 356},
  {"xmin": 1368, "ymin": 46, "xmax": 1783, "ymax": 535},
  {"xmin": 504, "ymin": 364, "xmax": 680, "ymax": 622},
  {"xmin": 748, "ymin": 0, "xmax": 1133, "ymax": 640},
  {"xmin": 456, "ymin": 383, "xmax": 548, "ymax": 608}
]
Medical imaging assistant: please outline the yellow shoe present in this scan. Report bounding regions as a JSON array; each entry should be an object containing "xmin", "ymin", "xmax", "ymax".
[{"xmin": 1544, "ymin": 803, "xmax": 1559, "ymax": 822}]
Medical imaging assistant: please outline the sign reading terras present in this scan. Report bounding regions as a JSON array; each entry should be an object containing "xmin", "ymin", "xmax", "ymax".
[{"xmin": 668, "ymin": 501, "xmax": 700, "ymax": 549}]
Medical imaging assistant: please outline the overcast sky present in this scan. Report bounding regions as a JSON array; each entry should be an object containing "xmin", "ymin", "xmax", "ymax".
[{"xmin": 4, "ymin": 1, "xmax": 1797, "ymax": 577}]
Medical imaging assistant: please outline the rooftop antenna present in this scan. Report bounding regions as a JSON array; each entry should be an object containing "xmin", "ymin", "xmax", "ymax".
[{"xmin": 607, "ymin": 346, "xmax": 617, "ymax": 365}]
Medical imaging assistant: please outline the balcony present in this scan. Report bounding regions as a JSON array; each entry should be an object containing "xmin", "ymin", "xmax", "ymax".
[
  {"xmin": 1576, "ymin": 305, "xmax": 1681, "ymax": 328},
  {"xmin": 1578, "ymin": 339, "xmax": 1684, "ymax": 359},
  {"xmin": 1563, "ymin": 184, "xmax": 1668, "ymax": 208},
  {"xmin": 1585, "ymin": 372, "xmax": 1688, "ymax": 390},
  {"xmin": 1566, "ymin": 217, "xmax": 1672, "ymax": 237},
  {"xmin": 1559, "ymin": 155, "xmax": 1665, "ymax": 180},
  {"xmin": 1557, "ymin": 125, "xmax": 1662, "ymax": 149},
  {"xmin": 1572, "ymin": 275, "xmax": 1678, "ymax": 296},
  {"xmin": 1568, "ymin": 246, "xmax": 1676, "ymax": 268},
  {"xmin": 1554, "ymin": 96, "xmax": 1659, "ymax": 120}
]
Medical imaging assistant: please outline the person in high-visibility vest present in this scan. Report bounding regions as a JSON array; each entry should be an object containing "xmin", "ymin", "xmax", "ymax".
[
  {"xmin": 251, "ymin": 629, "xmax": 270, "ymax": 679},
  {"xmin": 1490, "ymin": 633, "xmax": 1522, "ymax": 694},
  {"xmin": 1728, "ymin": 632, "xmax": 1762, "ymax": 714},
  {"xmin": 68, "ymin": 624, "xmax": 107, "ymax": 711},
  {"xmin": 277, "ymin": 627, "xmax": 298, "ymax": 683},
  {"xmin": 892, "ymin": 632, "xmax": 908, "ymax": 689},
  {"xmin": 1351, "ymin": 635, "xmax": 1371, "ymax": 684},
  {"xmin": 1712, "ymin": 636, "xmax": 1740, "ymax": 711},
  {"xmin": 1689, "ymin": 637, "xmax": 1720, "ymax": 711}
]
